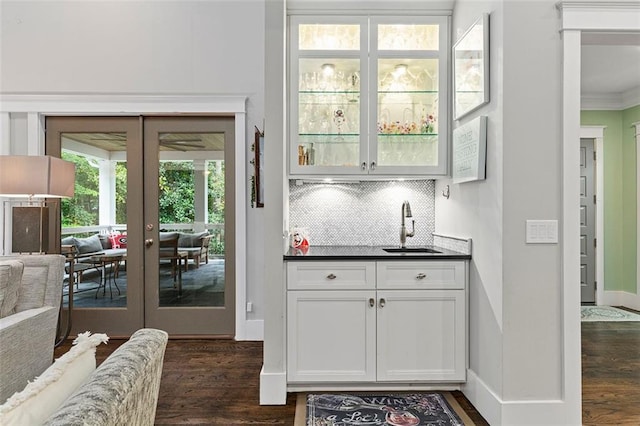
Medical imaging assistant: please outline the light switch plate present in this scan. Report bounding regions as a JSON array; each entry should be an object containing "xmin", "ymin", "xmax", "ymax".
[{"xmin": 526, "ymin": 220, "xmax": 558, "ymax": 244}]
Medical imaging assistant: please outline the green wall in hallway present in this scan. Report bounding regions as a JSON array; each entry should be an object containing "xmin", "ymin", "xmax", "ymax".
[{"xmin": 581, "ymin": 106, "xmax": 639, "ymax": 295}]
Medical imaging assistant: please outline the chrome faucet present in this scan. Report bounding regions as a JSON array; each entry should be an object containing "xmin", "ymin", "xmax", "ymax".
[{"xmin": 400, "ymin": 200, "xmax": 415, "ymax": 248}]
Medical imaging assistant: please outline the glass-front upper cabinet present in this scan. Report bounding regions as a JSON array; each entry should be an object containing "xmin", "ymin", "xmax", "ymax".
[{"xmin": 289, "ymin": 16, "xmax": 449, "ymax": 177}]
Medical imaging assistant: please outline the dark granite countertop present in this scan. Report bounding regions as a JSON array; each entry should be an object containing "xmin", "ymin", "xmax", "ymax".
[{"xmin": 283, "ymin": 245, "xmax": 471, "ymax": 260}]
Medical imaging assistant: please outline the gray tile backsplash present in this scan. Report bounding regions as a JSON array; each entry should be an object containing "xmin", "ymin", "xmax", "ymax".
[{"xmin": 289, "ymin": 180, "xmax": 435, "ymax": 246}]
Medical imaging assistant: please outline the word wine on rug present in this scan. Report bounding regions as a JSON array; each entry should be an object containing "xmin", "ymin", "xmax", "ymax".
[{"xmin": 306, "ymin": 393, "xmax": 464, "ymax": 426}]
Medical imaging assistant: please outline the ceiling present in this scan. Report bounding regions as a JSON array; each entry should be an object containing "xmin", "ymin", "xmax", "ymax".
[{"xmin": 581, "ymin": 33, "xmax": 640, "ymax": 107}]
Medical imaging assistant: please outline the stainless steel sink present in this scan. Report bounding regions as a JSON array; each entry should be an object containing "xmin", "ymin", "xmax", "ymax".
[{"xmin": 383, "ymin": 247, "xmax": 441, "ymax": 253}]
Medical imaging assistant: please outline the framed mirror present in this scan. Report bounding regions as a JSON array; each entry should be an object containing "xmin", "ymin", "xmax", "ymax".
[{"xmin": 453, "ymin": 13, "xmax": 489, "ymax": 120}]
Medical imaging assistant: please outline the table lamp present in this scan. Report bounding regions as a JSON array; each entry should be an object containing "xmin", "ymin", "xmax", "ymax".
[{"xmin": 0, "ymin": 155, "xmax": 75, "ymax": 254}]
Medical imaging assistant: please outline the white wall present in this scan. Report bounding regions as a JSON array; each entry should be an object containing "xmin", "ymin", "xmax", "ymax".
[
  {"xmin": 437, "ymin": 0, "xmax": 505, "ymax": 403},
  {"xmin": 501, "ymin": 0, "xmax": 562, "ymax": 402},
  {"xmin": 0, "ymin": 0, "xmax": 268, "ymax": 323},
  {"xmin": 438, "ymin": 0, "xmax": 573, "ymax": 424}
]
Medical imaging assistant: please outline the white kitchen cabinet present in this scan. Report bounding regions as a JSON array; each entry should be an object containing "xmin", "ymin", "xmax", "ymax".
[
  {"xmin": 287, "ymin": 290, "xmax": 377, "ymax": 382},
  {"xmin": 289, "ymin": 16, "xmax": 450, "ymax": 178},
  {"xmin": 286, "ymin": 260, "xmax": 467, "ymax": 385},
  {"xmin": 376, "ymin": 289, "xmax": 466, "ymax": 381}
]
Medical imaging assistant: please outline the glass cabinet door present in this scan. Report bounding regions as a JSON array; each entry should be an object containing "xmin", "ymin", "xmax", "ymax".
[
  {"xmin": 370, "ymin": 18, "xmax": 449, "ymax": 175},
  {"xmin": 290, "ymin": 16, "xmax": 449, "ymax": 177},
  {"xmin": 290, "ymin": 17, "xmax": 368, "ymax": 175}
]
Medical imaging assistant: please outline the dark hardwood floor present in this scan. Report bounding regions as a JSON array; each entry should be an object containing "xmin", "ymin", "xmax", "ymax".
[
  {"xmin": 53, "ymin": 314, "xmax": 640, "ymax": 425},
  {"xmin": 581, "ymin": 317, "xmax": 640, "ymax": 425},
  {"xmin": 56, "ymin": 339, "xmax": 488, "ymax": 425}
]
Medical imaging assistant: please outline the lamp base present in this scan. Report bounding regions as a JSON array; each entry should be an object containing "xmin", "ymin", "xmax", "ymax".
[{"xmin": 12, "ymin": 206, "xmax": 49, "ymax": 254}]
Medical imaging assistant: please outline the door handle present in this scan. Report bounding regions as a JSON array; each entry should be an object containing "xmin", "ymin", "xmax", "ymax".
[
  {"xmin": 327, "ymin": 273, "xmax": 337, "ymax": 280},
  {"xmin": 369, "ymin": 298, "xmax": 375, "ymax": 307},
  {"xmin": 379, "ymin": 298, "xmax": 386, "ymax": 308},
  {"xmin": 361, "ymin": 162, "xmax": 367, "ymax": 171},
  {"xmin": 416, "ymin": 273, "xmax": 427, "ymax": 280},
  {"xmin": 145, "ymin": 238, "xmax": 154, "ymax": 248}
]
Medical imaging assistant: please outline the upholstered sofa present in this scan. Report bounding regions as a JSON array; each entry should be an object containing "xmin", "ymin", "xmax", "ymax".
[
  {"xmin": 162, "ymin": 231, "xmax": 212, "ymax": 268},
  {"xmin": 0, "ymin": 254, "xmax": 65, "ymax": 404},
  {"xmin": 44, "ymin": 329, "xmax": 168, "ymax": 425},
  {"xmin": 63, "ymin": 232, "xmax": 210, "ymax": 268},
  {"xmin": 0, "ymin": 328, "xmax": 168, "ymax": 425},
  {"xmin": 61, "ymin": 234, "xmax": 126, "ymax": 259}
]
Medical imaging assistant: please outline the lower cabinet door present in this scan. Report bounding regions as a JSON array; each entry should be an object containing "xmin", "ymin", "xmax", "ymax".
[
  {"xmin": 287, "ymin": 290, "xmax": 376, "ymax": 382},
  {"xmin": 376, "ymin": 290, "xmax": 466, "ymax": 382}
]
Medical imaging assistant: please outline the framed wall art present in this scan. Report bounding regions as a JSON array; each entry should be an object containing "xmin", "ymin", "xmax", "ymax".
[
  {"xmin": 452, "ymin": 115, "xmax": 487, "ymax": 184},
  {"xmin": 453, "ymin": 13, "xmax": 490, "ymax": 120},
  {"xmin": 251, "ymin": 126, "xmax": 265, "ymax": 207}
]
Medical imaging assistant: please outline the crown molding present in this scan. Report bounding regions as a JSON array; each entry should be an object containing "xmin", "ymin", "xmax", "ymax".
[
  {"xmin": 0, "ymin": 93, "xmax": 248, "ymax": 114},
  {"xmin": 581, "ymin": 86, "xmax": 640, "ymax": 110},
  {"xmin": 557, "ymin": 1, "xmax": 640, "ymax": 32}
]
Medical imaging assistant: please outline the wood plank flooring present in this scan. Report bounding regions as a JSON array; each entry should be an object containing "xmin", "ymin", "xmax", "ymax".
[
  {"xmin": 56, "ymin": 339, "xmax": 488, "ymax": 425},
  {"xmin": 53, "ymin": 316, "xmax": 640, "ymax": 425},
  {"xmin": 581, "ymin": 319, "xmax": 640, "ymax": 425}
]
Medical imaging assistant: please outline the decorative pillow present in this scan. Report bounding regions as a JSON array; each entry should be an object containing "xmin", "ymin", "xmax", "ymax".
[
  {"xmin": 0, "ymin": 331, "xmax": 109, "ymax": 425},
  {"xmin": 60, "ymin": 236, "xmax": 75, "ymax": 246},
  {"xmin": 98, "ymin": 234, "xmax": 112, "ymax": 249},
  {"xmin": 108, "ymin": 232, "xmax": 127, "ymax": 249},
  {"xmin": 73, "ymin": 235, "xmax": 103, "ymax": 254},
  {"xmin": 115, "ymin": 232, "xmax": 127, "ymax": 248},
  {"xmin": 178, "ymin": 231, "xmax": 208, "ymax": 248},
  {"xmin": 0, "ymin": 260, "xmax": 24, "ymax": 318}
]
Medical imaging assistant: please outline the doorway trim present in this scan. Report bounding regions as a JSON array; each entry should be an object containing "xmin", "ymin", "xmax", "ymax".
[
  {"xmin": 0, "ymin": 94, "xmax": 254, "ymax": 340},
  {"xmin": 559, "ymin": 1, "xmax": 640, "ymax": 423},
  {"xmin": 581, "ymin": 126, "xmax": 605, "ymax": 306}
]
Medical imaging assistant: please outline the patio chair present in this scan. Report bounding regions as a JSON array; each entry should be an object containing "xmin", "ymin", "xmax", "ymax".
[{"xmin": 159, "ymin": 234, "xmax": 185, "ymax": 296}]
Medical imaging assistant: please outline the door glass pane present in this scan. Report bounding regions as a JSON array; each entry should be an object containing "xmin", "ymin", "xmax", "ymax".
[
  {"xmin": 377, "ymin": 58, "xmax": 439, "ymax": 166},
  {"xmin": 157, "ymin": 132, "xmax": 225, "ymax": 308},
  {"xmin": 299, "ymin": 24, "xmax": 360, "ymax": 50},
  {"xmin": 61, "ymin": 132, "xmax": 128, "ymax": 309},
  {"xmin": 378, "ymin": 24, "xmax": 439, "ymax": 50},
  {"xmin": 298, "ymin": 57, "xmax": 360, "ymax": 167}
]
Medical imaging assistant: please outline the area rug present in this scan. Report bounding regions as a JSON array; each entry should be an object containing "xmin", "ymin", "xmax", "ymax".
[
  {"xmin": 581, "ymin": 306, "xmax": 640, "ymax": 322},
  {"xmin": 294, "ymin": 392, "xmax": 476, "ymax": 426}
]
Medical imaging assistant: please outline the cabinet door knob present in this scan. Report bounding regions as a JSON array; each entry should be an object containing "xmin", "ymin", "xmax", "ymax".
[
  {"xmin": 369, "ymin": 298, "xmax": 375, "ymax": 307},
  {"xmin": 370, "ymin": 161, "xmax": 376, "ymax": 170},
  {"xmin": 361, "ymin": 162, "xmax": 367, "ymax": 170},
  {"xmin": 416, "ymin": 273, "xmax": 427, "ymax": 280},
  {"xmin": 327, "ymin": 273, "xmax": 337, "ymax": 280},
  {"xmin": 379, "ymin": 298, "xmax": 386, "ymax": 308}
]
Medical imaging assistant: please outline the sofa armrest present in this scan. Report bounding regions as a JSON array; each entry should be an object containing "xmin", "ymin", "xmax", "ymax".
[
  {"xmin": 44, "ymin": 328, "xmax": 169, "ymax": 426},
  {"xmin": 2, "ymin": 254, "xmax": 65, "ymax": 312},
  {"xmin": 0, "ymin": 307, "xmax": 58, "ymax": 403}
]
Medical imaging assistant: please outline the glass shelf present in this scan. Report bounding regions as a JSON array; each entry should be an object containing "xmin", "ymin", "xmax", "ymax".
[
  {"xmin": 300, "ymin": 91, "xmax": 360, "ymax": 95},
  {"xmin": 299, "ymin": 133, "xmax": 360, "ymax": 138},
  {"xmin": 378, "ymin": 90, "xmax": 438, "ymax": 94},
  {"xmin": 377, "ymin": 133, "xmax": 438, "ymax": 137}
]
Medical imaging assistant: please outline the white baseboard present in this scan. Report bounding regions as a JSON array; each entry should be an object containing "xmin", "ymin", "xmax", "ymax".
[
  {"xmin": 601, "ymin": 291, "xmax": 640, "ymax": 311},
  {"xmin": 462, "ymin": 369, "xmax": 502, "ymax": 425},
  {"xmin": 463, "ymin": 369, "xmax": 581, "ymax": 425},
  {"xmin": 259, "ymin": 366, "xmax": 287, "ymax": 405}
]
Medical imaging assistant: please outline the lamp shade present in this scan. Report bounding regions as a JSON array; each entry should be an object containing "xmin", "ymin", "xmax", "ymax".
[{"xmin": 0, "ymin": 155, "xmax": 75, "ymax": 198}]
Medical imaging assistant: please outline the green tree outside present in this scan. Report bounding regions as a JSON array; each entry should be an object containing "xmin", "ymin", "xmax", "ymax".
[{"xmin": 62, "ymin": 156, "xmax": 225, "ymax": 253}]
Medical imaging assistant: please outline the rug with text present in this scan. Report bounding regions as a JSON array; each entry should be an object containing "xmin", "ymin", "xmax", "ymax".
[{"xmin": 306, "ymin": 393, "xmax": 465, "ymax": 426}]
